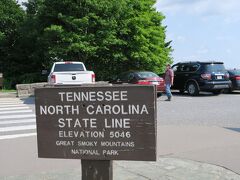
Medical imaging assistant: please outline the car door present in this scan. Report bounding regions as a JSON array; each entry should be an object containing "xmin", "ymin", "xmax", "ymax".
[{"xmin": 172, "ymin": 64, "xmax": 184, "ymax": 90}]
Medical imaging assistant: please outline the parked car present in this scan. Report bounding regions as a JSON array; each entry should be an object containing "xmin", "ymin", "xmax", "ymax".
[
  {"xmin": 110, "ymin": 71, "xmax": 165, "ymax": 96},
  {"xmin": 227, "ymin": 69, "xmax": 240, "ymax": 92},
  {"xmin": 171, "ymin": 61, "xmax": 231, "ymax": 96},
  {"xmin": 48, "ymin": 61, "xmax": 95, "ymax": 85}
]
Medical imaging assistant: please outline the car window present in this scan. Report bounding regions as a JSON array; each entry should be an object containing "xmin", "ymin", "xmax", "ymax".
[
  {"xmin": 228, "ymin": 70, "xmax": 240, "ymax": 75},
  {"xmin": 182, "ymin": 65, "xmax": 190, "ymax": 72},
  {"xmin": 118, "ymin": 72, "xmax": 129, "ymax": 81},
  {"xmin": 54, "ymin": 64, "xmax": 84, "ymax": 72},
  {"xmin": 172, "ymin": 65, "xmax": 179, "ymax": 72},
  {"xmin": 176, "ymin": 64, "xmax": 190, "ymax": 72},
  {"xmin": 137, "ymin": 72, "xmax": 158, "ymax": 78},
  {"xmin": 173, "ymin": 64, "xmax": 199, "ymax": 72},
  {"xmin": 189, "ymin": 64, "xmax": 200, "ymax": 72},
  {"xmin": 204, "ymin": 64, "xmax": 226, "ymax": 72},
  {"xmin": 128, "ymin": 73, "xmax": 135, "ymax": 81}
]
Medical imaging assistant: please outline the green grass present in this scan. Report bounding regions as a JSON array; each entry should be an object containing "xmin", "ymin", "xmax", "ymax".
[{"xmin": 0, "ymin": 89, "xmax": 16, "ymax": 92}]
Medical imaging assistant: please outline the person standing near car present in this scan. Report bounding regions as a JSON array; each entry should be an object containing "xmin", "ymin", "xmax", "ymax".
[{"xmin": 164, "ymin": 64, "xmax": 174, "ymax": 101}]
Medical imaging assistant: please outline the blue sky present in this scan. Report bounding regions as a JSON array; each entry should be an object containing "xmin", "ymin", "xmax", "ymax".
[{"xmin": 155, "ymin": 0, "xmax": 240, "ymax": 69}]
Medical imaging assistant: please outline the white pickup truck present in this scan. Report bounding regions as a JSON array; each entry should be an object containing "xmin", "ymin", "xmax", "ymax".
[{"xmin": 48, "ymin": 61, "xmax": 95, "ymax": 85}]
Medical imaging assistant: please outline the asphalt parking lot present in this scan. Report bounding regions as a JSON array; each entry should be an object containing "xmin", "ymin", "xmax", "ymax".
[
  {"xmin": 156, "ymin": 90, "xmax": 240, "ymax": 174},
  {"xmin": 157, "ymin": 90, "xmax": 240, "ymax": 128}
]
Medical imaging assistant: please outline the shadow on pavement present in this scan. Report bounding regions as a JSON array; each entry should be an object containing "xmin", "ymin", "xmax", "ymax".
[
  {"xmin": 170, "ymin": 89, "xmax": 240, "ymax": 97},
  {"xmin": 21, "ymin": 96, "xmax": 35, "ymax": 105},
  {"xmin": 225, "ymin": 128, "xmax": 240, "ymax": 133}
]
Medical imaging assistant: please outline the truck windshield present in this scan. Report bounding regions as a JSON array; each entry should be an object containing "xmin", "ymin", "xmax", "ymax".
[{"xmin": 54, "ymin": 64, "xmax": 84, "ymax": 72}]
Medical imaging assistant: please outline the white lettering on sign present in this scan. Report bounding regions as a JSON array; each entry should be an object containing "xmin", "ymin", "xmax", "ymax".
[
  {"xmin": 58, "ymin": 91, "xmax": 128, "ymax": 102},
  {"xmin": 78, "ymin": 141, "xmax": 97, "ymax": 147},
  {"xmin": 71, "ymin": 149, "xmax": 100, "ymax": 155},
  {"xmin": 59, "ymin": 130, "xmax": 105, "ymax": 138},
  {"xmin": 56, "ymin": 140, "xmax": 74, "ymax": 146},
  {"xmin": 86, "ymin": 104, "xmax": 149, "ymax": 115},
  {"xmin": 100, "ymin": 141, "xmax": 135, "ymax": 147},
  {"xmin": 58, "ymin": 118, "xmax": 97, "ymax": 128},
  {"xmin": 103, "ymin": 150, "xmax": 119, "ymax": 156},
  {"xmin": 40, "ymin": 105, "xmax": 80, "ymax": 115},
  {"xmin": 104, "ymin": 118, "xmax": 130, "ymax": 128}
]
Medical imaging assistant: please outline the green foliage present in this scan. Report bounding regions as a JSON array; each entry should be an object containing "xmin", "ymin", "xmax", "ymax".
[
  {"xmin": 0, "ymin": 0, "xmax": 25, "ymax": 86},
  {"xmin": 34, "ymin": 0, "xmax": 172, "ymax": 80},
  {"xmin": 1, "ymin": 0, "xmax": 172, "ymax": 84},
  {"xmin": 2, "ymin": 78, "xmax": 14, "ymax": 90}
]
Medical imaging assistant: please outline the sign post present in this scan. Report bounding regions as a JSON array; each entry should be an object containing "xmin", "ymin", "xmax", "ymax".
[
  {"xmin": 81, "ymin": 160, "xmax": 112, "ymax": 180},
  {"xmin": 35, "ymin": 85, "xmax": 157, "ymax": 179}
]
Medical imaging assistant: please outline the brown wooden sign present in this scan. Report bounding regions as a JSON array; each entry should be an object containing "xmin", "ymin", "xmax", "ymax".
[{"xmin": 35, "ymin": 85, "xmax": 157, "ymax": 161}]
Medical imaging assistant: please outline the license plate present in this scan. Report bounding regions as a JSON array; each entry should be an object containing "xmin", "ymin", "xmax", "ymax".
[{"xmin": 216, "ymin": 76, "xmax": 223, "ymax": 79}]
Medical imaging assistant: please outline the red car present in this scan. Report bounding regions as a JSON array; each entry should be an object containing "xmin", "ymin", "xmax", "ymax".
[{"xmin": 110, "ymin": 71, "xmax": 165, "ymax": 96}]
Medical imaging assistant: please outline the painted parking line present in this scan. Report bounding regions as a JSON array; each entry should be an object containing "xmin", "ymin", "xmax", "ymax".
[
  {"xmin": 0, "ymin": 106, "xmax": 30, "ymax": 111},
  {"xmin": 0, "ymin": 133, "xmax": 36, "ymax": 140},
  {"xmin": 0, "ymin": 101, "xmax": 24, "ymax": 105},
  {"xmin": 0, "ymin": 99, "xmax": 22, "ymax": 102},
  {"xmin": 0, "ymin": 114, "xmax": 36, "ymax": 120},
  {"xmin": 0, "ymin": 125, "xmax": 36, "ymax": 132},
  {"xmin": 0, "ymin": 110, "xmax": 33, "ymax": 114},
  {"xmin": 0, "ymin": 119, "xmax": 36, "ymax": 125},
  {"xmin": 0, "ymin": 104, "xmax": 30, "ymax": 108}
]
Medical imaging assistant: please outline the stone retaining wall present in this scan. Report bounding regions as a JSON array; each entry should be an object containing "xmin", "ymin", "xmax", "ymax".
[
  {"xmin": 16, "ymin": 81, "xmax": 109, "ymax": 97},
  {"xmin": 16, "ymin": 82, "xmax": 47, "ymax": 97}
]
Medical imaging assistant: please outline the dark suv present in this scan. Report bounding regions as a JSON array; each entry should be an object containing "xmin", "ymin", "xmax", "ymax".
[{"xmin": 172, "ymin": 61, "xmax": 231, "ymax": 96}]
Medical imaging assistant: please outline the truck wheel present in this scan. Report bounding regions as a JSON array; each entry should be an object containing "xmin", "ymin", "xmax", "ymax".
[{"xmin": 187, "ymin": 82, "xmax": 199, "ymax": 96}]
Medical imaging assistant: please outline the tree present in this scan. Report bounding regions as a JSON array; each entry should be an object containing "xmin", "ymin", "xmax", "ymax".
[
  {"xmin": 1, "ymin": 0, "xmax": 172, "ymax": 87},
  {"xmin": 34, "ymin": 0, "xmax": 172, "ymax": 80},
  {"xmin": 1, "ymin": 0, "xmax": 49, "ymax": 87},
  {"xmin": 0, "ymin": 0, "xmax": 25, "ymax": 75}
]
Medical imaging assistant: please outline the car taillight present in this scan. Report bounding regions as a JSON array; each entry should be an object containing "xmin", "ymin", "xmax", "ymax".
[
  {"xmin": 51, "ymin": 74, "xmax": 56, "ymax": 83},
  {"xmin": 136, "ymin": 80, "xmax": 150, "ymax": 85},
  {"xmin": 201, "ymin": 73, "xmax": 211, "ymax": 80},
  {"xmin": 235, "ymin": 76, "xmax": 240, "ymax": 80},
  {"xmin": 64, "ymin": 61, "xmax": 72, "ymax": 64},
  {"xmin": 92, "ymin": 73, "xmax": 95, "ymax": 82}
]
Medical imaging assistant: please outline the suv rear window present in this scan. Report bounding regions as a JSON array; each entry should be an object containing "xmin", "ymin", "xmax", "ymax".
[
  {"xmin": 204, "ymin": 64, "xmax": 226, "ymax": 72},
  {"xmin": 54, "ymin": 64, "xmax": 84, "ymax": 72}
]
